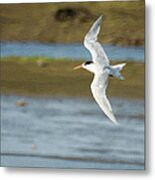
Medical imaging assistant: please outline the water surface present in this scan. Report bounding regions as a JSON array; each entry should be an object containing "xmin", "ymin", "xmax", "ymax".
[
  {"xmin": 1, "ymin": 42, "xmax": 144, "ymax": 62},
  {"xmin": 1, "ymin": 95, "xmax": 144, "ymax": 169}
]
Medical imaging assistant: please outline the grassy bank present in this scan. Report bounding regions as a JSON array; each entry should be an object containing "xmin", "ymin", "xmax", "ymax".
[
  {"xmin": 1, "ymin": 56, "xmax": 144, "ymax": 99},
  {"xmin": 0, "ymin": 1, "xmax": 144, "ymax": 46}
]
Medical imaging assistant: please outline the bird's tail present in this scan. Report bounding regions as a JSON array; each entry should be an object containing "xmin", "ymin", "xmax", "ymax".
[{"xmin": 110, "ymin": 63, "xmax": 126, "ymax": 80}]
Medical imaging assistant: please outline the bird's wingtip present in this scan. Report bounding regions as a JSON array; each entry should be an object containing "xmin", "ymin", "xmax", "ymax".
[
  {"xmin": 94, "ymin": 15, "xmax": 103, "ymax": 27},
  {"xmin": 110, "ymin": 116, "xmax": 118, "ymax": 125},
  {"xmin": 98, "ymin": 15, "xmax": 103, "ymax": 21},
  {"xmin": 113, "ymin": 120, "xmax": 118, "ymax": 125}
]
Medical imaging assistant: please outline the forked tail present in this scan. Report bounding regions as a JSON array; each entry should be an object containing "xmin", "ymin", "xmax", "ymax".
[{"xmin": 110, "ymin": 63, "xmax": 126, "ymax": 80}]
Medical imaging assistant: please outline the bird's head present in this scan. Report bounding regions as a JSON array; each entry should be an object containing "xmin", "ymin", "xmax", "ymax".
[{"xmin": 74, "ymin": 61, "xmax": 95, "ymax": 73}]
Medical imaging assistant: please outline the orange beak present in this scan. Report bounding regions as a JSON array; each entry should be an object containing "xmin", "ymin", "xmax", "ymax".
[{"xmin": 73, "ymin": 64, "xmax": 83, "ymax": 70}]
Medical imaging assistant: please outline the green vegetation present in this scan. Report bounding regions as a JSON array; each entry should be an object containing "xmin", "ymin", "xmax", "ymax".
[
  {"xmin": 1, "ymin": 56, "xmax": 144, "ymax": 99},
  {"xmin": 0, "ymin": 1, "xmax": 144, "ymax": 46}
]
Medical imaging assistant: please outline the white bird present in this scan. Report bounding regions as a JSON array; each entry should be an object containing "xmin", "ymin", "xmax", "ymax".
[{"xmin": 74, "ymin": 16, "xmax": 126, "ymax": 125}]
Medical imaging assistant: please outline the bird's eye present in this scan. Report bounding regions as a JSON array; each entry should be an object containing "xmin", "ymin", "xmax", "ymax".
[{"xmin": 84, "ymin": 61, "xmax": 93, "ymax": 65}]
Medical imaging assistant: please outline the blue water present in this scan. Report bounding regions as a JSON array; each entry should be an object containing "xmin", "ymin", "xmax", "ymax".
[
  {"xmin": 1, "ymin": 42, "xmax": 144, "ymax": 62},
  {"xmin": 1, "ymin": 95, "xmax": 144, "ymax": 169}
]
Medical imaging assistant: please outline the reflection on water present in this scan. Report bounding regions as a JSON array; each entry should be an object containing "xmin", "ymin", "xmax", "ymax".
[
  {"xmin": 1, "ymin": 95, "xmax": 144, "ymax": 169},
  {"xmin": 1, "ymin": 42, "xmax": 144, "ymax": 62}
]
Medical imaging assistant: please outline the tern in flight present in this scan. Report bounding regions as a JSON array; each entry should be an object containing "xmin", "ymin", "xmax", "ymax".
[{"xmin": 74, "ymin": 16, "xmax": 126, "ymax": 125}]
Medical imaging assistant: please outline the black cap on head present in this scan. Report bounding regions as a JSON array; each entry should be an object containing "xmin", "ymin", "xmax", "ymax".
[{"xmin": 84, "ymin": 61, "xmax": 93, "ymax": 66}]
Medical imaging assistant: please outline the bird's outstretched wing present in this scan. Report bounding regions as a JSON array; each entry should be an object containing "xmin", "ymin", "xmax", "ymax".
[
  {"xmin": 84, "ymin": 15, "xmax": 109, "ymax": 66},
  {"xmin": 91, "ymin": 69, "xmax": 118, "ymax": 124}
]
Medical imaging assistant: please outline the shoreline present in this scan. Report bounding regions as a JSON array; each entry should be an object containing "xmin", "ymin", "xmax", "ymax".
[{"xmin": 1, "ymin": 57, "xmax": 144, "ymax": 99}]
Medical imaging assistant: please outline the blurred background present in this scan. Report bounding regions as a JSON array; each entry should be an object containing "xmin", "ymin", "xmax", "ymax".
[
  {"xmin": 1, "ymin": 1, "xmax": 145, "ymax": 170},
  {"xmin": 1, "ymin": 1, "xmax": 144, "ymax": 45}
]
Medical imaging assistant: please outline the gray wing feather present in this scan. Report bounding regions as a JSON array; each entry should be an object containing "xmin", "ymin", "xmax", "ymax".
[
  {"xmin": 84, "ymin": 16, "xmax": 109, "ymax": 66},
  {"xmin": 91, "ymin": 70, "xmax": 118, "ymax": 124}
]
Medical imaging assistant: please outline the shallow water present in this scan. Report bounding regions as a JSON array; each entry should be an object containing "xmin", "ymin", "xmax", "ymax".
[
  {"xmin": 1, "ymin": 95, "xmax": 144, "ymax": 169},
  {"xmin": 1, "ymin": 42, "xmax": 144, "ymax": 62}
]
